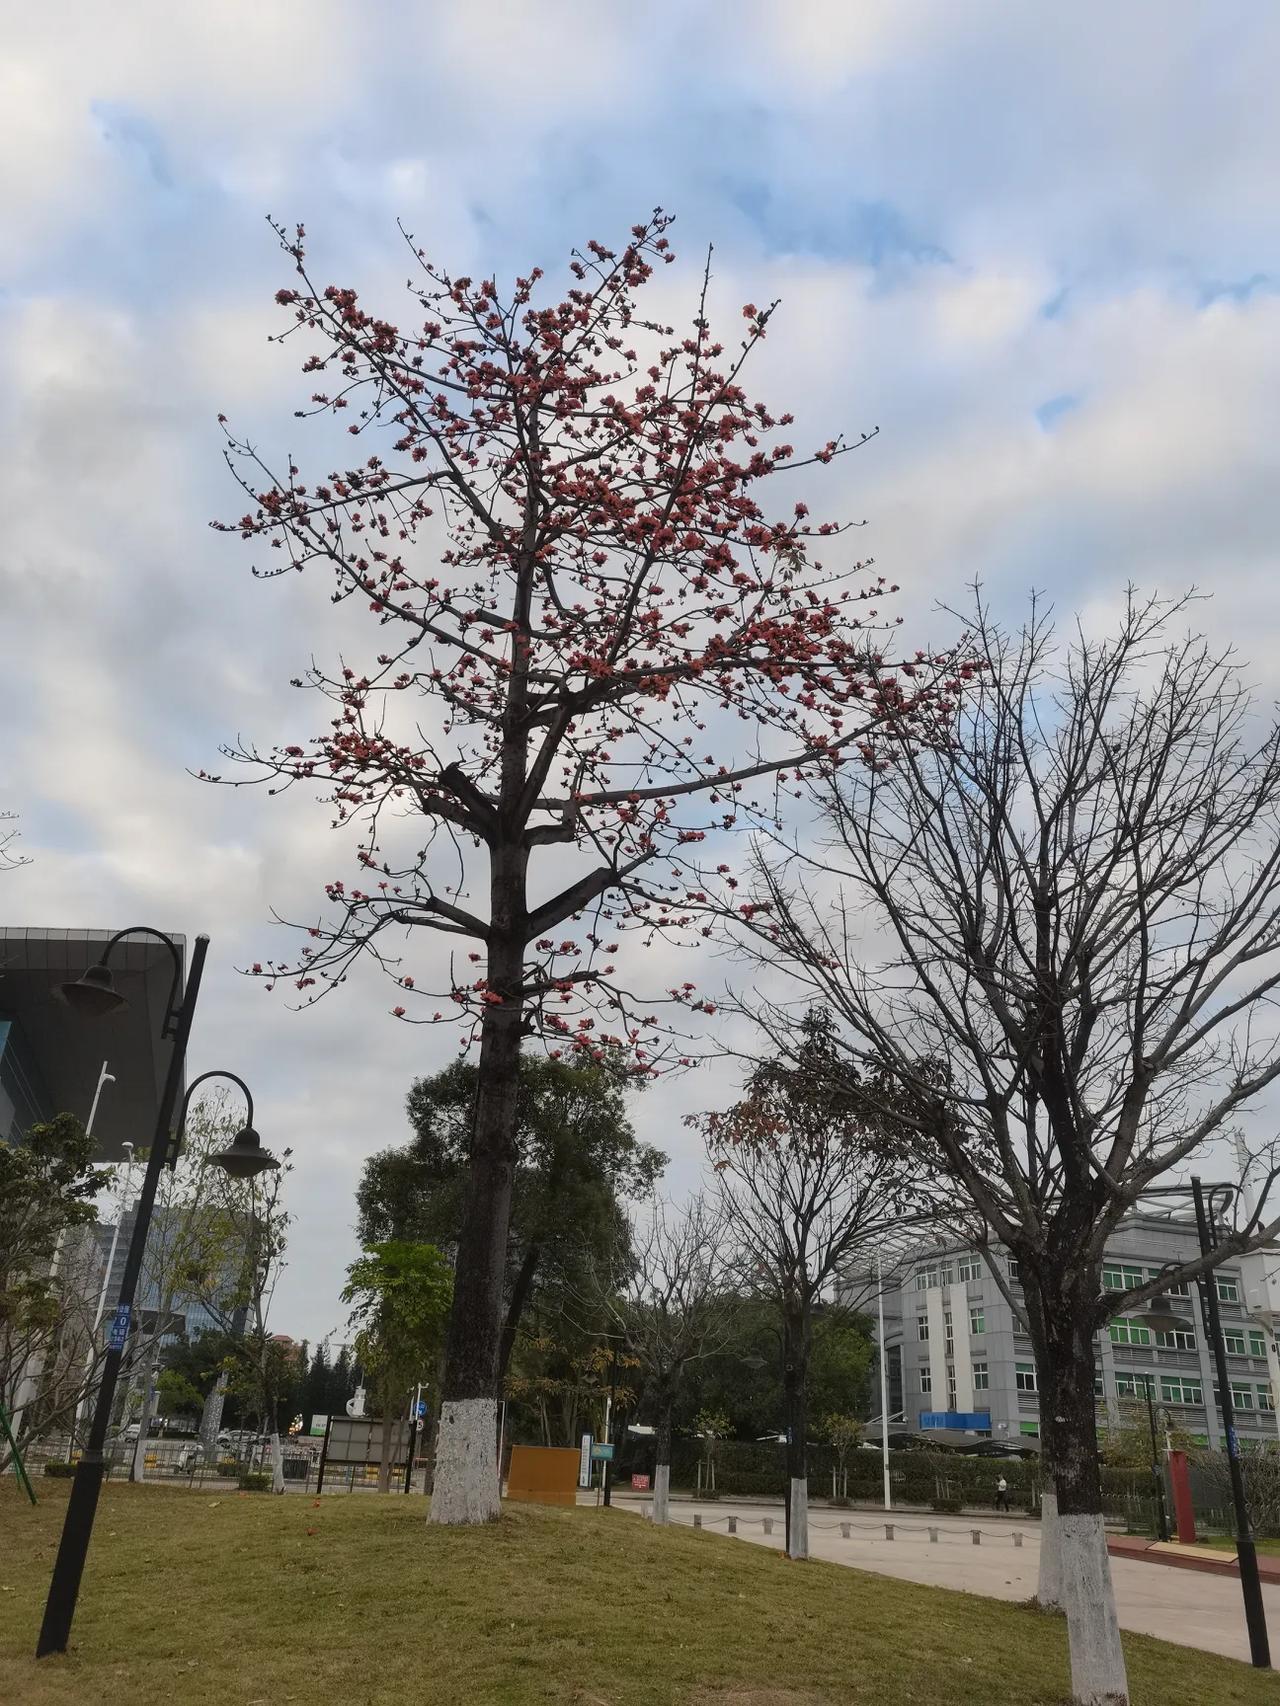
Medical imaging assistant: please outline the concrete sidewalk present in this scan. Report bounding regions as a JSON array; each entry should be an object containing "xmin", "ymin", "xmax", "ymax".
[{"xmin": 611, "ymin": 1494, "xmax": 1280, "ymax": 1667}]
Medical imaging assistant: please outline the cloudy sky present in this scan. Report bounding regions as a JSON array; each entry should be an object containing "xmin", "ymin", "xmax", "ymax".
[{"xmin": 5, "ymin": 1, "xmax": 1280, "ymax": 1346}]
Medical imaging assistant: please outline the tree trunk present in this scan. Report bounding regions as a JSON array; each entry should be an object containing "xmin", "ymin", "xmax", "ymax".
[
  {"xmin": 430, "ymin": 927, "xmax": 526, "ymax": 1526},
  {"xmin": 130, "ymin": 1340, "xmax": 160, "ymax": 1483},
  {"xmin": 783, "ymin": 1308, "xmax": 809, "ymax": 1560},
  {"xmin": 269, "ymin": 1429, "xmax": 285, "ymax": 1494},
  {"xmin": 199, "ymin": 1370, "xmax": 230, "ymax": 1467},
  {"xmin": 497, "ymin": 1242, "xmax": 542, "ymax": 1394},
  {"xmin": 652, "ymin": 1398, "xmax": 673, "ymax": 1524},
  {"xmin": 1038, "ymin": 1467, "xmax": 1063, "ymax": 1611},
  {"xmin": 377, "ymin": 1400, "xmax": 396, "ymax": 1494},
  {"xmin": 1030, "ymin": 1282, "xmax": 1128, "ymax": 1706}
]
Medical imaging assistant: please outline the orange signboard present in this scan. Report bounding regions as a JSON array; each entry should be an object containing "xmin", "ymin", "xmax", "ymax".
[{"xmin": 505, "ymin": 1445, "xmax": 580, "ymax": 1507}]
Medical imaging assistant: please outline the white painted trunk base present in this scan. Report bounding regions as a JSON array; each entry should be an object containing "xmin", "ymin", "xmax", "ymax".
[
  {"xmin": 651, "ymin": 1463, "xmax": 671, "ymax": 1525},
  {"xmin": 1060, "ymin": 1512, "xmax": 1129, "ymax": 1706},
  {"xmin": 1037, "ymin": 1489, "xmax": 1062, "ymax": 1611},
  {"xmin": 429, "ymin": 1398, "xmax": 501, "ymax": 1524},
  {"xmin": 788, "ymin": 1477, "xmax": 809, "ymax": 1560},
  {"xmin": 270, "ymin": 1431, "xmax": 285, "ymax": 1494}
]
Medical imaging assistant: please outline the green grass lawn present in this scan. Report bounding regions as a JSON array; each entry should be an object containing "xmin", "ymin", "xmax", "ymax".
[
  {"xmin": 1, "ymin": 1483, "xmax": 1277, "ymax": 1706},
  {"xmin": 1197, "ymin": 1534, "xmax": 1280, "ymax": 1555}
]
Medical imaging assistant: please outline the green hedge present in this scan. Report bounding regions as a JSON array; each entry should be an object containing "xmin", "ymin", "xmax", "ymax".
[{"xmin": 663, "ymin": 1436, "xmax": 1149, "ymax": 1513}]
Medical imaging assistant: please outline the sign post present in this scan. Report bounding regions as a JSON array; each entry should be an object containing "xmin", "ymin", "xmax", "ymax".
[{"xmin": 578, "ymin": 1433, "xmax": 593, "ymax": 1490}]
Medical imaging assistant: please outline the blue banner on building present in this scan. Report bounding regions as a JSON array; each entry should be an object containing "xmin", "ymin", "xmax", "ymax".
[{"xmin": 919, "ymin": 1410, "xmax": 991, "ymax": 1431}]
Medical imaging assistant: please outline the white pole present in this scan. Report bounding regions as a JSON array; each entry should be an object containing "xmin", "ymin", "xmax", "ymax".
[
  {"xmin": 72, "ymin": 1139, "xmax": 135, "ymax": 1449},
  {"xmin": 877, "ymin": 1247, "xmax": 892, "ymax": 1510},
  {"xmin": 85, "ymin": 1061, "xmax": 117, "ymax": 1145}
]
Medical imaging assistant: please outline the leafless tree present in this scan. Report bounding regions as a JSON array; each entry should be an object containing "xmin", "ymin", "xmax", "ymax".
[
  {"xmin": 0, "ymin": 812, "xmax": 29, "ymax": 871},
  {"xmin": 731, "ymin": 590, "xmax": 1280, "ymax": 1705},
  {"xmin": 698, "ymin": 1024, "xmax": 922, "ymax": 1559},
  {"xmin": 589, "ymin": 1193, "xmax": 733, "ymax": 1523}
]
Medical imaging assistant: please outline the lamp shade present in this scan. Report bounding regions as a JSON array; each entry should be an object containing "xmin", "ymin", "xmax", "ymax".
[
  {"xmin": 57, "ymin": 962, "xmax": 128, "ymax": 1019},
  {"xmin": 210, "ymin": 1126, "xmax": 280, "ymax": 1180}
]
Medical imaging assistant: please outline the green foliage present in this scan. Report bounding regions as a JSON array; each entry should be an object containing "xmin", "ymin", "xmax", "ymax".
[
  {"xmin": 819, "ymin": 1411, "xmax": 866, "ymax": 1465},
  {"xmin": 237, "ymin": 1471, "xmax": 272, "ymax": 1492},
  {"xmin": 1, "ymin": 1112, "xmax": 108, "ymax": 1447},
  {"xmin": 1100, "ymin": 1396, "xmax": 1200, "ymax": 1468},
  {"xmin": 357, "ymin": 1059, "xmax": 664, "ymax": 1367},
  {"xmin": 342, "ymin": 1241, "xmax": 453, "ymax": 1418},
  {"xmin": 42, "ymin": 1462, "xmax": 76, "ymax": 1478},
  {"xmin": 0, "ymin": 1113, "xmax": 105, "ymax": 1333},
  {"xmin": 154, "ymin": 1368, "xmax": 204, "ymax": 1421},
  {"xmin": 674, "ymin": 1299, "xmax": 873, "ymax": 1439}
]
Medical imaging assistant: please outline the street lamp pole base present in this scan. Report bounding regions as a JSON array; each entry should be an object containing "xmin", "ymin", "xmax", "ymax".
[{"xmin": 36, "ymin": 1454, "xmax": 107, "ymax": 1657}]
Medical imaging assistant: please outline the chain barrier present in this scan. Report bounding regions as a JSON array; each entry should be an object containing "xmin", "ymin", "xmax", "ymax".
[{"xmin": 650, "ymin": 1505, "xmax": 1026, "ymax": 1546}]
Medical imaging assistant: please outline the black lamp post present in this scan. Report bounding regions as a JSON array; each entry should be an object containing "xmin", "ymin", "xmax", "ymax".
[
  {"xmin": 36, "ymin": 932, "xmax": 278, "ymax": 1659},
  {"xmin": 1139, "ymin": 1178, "xmax": 1270, "ymax": 1670}
]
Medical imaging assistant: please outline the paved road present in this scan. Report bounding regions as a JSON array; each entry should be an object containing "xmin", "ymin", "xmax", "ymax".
[{"xmin": 607, "ymin": 1495, "xmax": 1280, "ymax": 1667}]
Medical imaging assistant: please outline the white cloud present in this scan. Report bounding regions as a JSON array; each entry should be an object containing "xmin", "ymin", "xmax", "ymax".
[{"xmin": 4, "ymin": 0, "xmax": 1280, "ymax": 1338}]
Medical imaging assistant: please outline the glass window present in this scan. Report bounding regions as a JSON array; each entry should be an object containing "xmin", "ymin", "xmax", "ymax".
[
  {"xmin": 1250, "ymin": 1331, "xmax": 1267, "ymax": 1359},
  {"xmin": 1161, "ymin": 1376, "xmax": 1203, "ymax": 1405},
  {"xmin": 1155, "ymin": 1328, "xmax": 1196, "ymax": 1352},
  {"xmin": 915, "ymin": 1268, "xmax": 934, "ymax": 1290},
  {"xmin": 1231, "ymin": 1384, "xmax": 1255, "ymax": 1411},
  {"xmin": 947, "ymin": 1375, "xmax": 957, "ymax": 1405},
  {"xmin": 957, "ymin": 1256, "xmax": 981, "ymax": 1283},
  {"xmin": 1103, "ymin": 1264, "xmax": 1145, "ymax": 1293},
  {"xmin": 1109, "ymin": 1317, "xmax": 1152, "ymax": 1346},
  {"xmin": 1216, "ymin": 1275, "xmax": 1241, "ymax": 1304},
  {"xmin": 917, "ymin": 1317, "xmax": 929, "ymax": 1341},
  {"xmin": 1260, "ymin": 1386, "xmax": 1276, "ymax": 1413},
  {"xmin": 1116, "ymin": 1373, "xmax": 1155, "ymax": 1398},
  {"xmin": 1016, "ymin": 1363, "xmax": 1038, "ymax": 1393},
  {"xmin": 920, "ymin": 1369, "xmax": 932, "ymax": 1394},
  {"xmin": 1224, "ymin": 1329, "xmax": 1247, "ymax": 1356},
  {"xmin": 1094, "ymin": 1372, "xmax": 1105, "ymax": 1398},
  {"xmin": 1008, "ymin": 1258, "xmax": 1021, "ymax": 1283},
  {"xmin": 1019, "ymin": 1421, "xmax": 1040, "ymax": 1437},
  {"xmin": 938, "ymin": 1264, "xmax": 953, "ymax": 1286},
  {"xmin": 973, "ymin": 1363, "xmax": 989, "ymax": 1391},
  {"xmin": 944, "ymin": 1310, "xmax": 954, "ymax": 1342},
  {"xmin": 970, "ymin": 1309, "xmax": 985, "ymax": 1336},
  {"xmin": 1148, "ymin": 1267, "xmax": 1189, "ymax": 1298}
]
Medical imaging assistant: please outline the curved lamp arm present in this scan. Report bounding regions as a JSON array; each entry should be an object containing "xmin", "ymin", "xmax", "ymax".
[
  {"xmin": 172, "ymin": 1070, "xmax": 254, "ymax": 1166},
  {"xmin": 97, "ymin": 926, "xmax": 185, "ymax": 1039}
]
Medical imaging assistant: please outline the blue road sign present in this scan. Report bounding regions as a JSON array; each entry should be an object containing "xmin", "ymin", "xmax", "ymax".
[
  {"xmin": 107, "ymin": 1303, "xmax": 132, "ymax": 1353},
  {"xmin": 590, "ymin": 1442, "xmax": 615, "ymax": 1461},
  {"xmin": 416, "ymin": 1399, "xmax": 427, "ymax": 1419}
]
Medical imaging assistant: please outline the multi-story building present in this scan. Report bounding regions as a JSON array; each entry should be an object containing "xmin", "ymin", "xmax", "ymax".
[{"xmin": 863, "ymin": 1214, "xmax": 1280, "ymax": 1451}]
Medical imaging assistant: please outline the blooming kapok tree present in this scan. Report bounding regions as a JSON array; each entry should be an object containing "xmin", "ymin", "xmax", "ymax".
[{"xmin": 210, "ymin": 211, "xmax": 955, "ymax": 1524}]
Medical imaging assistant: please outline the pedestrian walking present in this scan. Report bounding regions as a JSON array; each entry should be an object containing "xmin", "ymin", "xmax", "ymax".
[{"xmin": 994, "ymin": 1474, "xmax": 1009, "ymax": 1512}]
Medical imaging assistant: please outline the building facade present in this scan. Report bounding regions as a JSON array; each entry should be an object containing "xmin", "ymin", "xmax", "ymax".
[{"xmin": 866, "ymin": 1215, "xmax": 1280, "ymax": 1451}]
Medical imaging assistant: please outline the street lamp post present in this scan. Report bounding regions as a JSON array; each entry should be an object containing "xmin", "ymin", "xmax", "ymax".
[
  {"xmin": 1141, "ymin": 1379, "xmax": 1170, "ymax": 1543},
  {"xmin": 35, "ymin": 932, "xmax": 280, "ymax": 1659},
  {"xmin": 1191, "ymin": 1177, "xmax": 1271, "ymax": 1670},
  {"xmin": 1141, "ymin": 1177, "xmax": 1272, "ymax": 1670},
  {"xmin": 36, "ymin": 928, "xmax": 207, "ymax": 1659}
]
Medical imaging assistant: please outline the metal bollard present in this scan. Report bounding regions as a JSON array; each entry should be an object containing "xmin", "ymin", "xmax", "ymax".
[
  {"xmin": 762, "ymin": 1517, "xmax": 774, "ymax": 1535},
  {"xmin": 884, "ymin": 1523, "xmax": 895, "ymax": 1541},
  {"xmin": 693, "ymin": 1513, "xmax": 702, "ymax": 1529},
  {"xmin": 928, "ymin": 1526, "xmax": 938, "ymax": 1543},
  {"xmin": 839, "ymin": 1522, "xmax": 851, "ymax": 1539},
  {"xmin": 728, "ymin": 1516, "xmax": 737, "ymax": 1534},
  {"xmin": 971, "ymin": 1529, "xmax": 981, "ymax": 1546},
  {"xmin": 1012, "ymin": 1531, "xmax": 1023, "ymax": 1548}
]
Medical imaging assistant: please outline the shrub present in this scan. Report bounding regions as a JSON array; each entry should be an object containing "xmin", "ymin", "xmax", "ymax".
[
  {"xmin": 238, "ymin": 1471, "xmax": 271, "ymax": 1492},
  {"xmin": 43, "ymin": 1461, "xmax": 76, "ymax": 1478},
  {"xmin": 931, "ymin": 1496, "xmax": 964, "ymax": 1513},
  {"xmin": 216, "ymin": 1458, "xmax": 239, "ymax": 1477}
]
